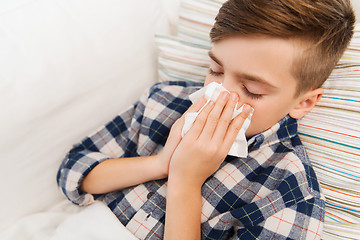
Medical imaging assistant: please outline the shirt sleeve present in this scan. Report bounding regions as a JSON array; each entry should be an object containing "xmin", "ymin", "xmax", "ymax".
[{"xmin": 56, "ymin": 88, "xmax": 150, "ymax": 206}]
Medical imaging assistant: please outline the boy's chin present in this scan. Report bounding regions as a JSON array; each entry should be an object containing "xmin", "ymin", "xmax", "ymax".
[
  {"xmin": 245, "ymin": 131, "xmax": 257, "ymax": 140},
  {"xmin": 245, "ymin": 126, "xmax": 268, "ymax": 139}
]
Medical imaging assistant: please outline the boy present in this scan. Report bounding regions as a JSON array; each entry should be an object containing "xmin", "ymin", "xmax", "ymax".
[{"xmin": 57, "ymin": 0, "xmax": 355, "ymax": 239}]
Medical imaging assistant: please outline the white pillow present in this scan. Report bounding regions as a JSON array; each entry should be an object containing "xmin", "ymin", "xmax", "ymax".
[
  {"xmin": 0, "ymin": 0, "xmax": 173, "ymax": 231},
  {"xmin": 156, "ymin": 35, "xmax": 211, "ymax": 82}
]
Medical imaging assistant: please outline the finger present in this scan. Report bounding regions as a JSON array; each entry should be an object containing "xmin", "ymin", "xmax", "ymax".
[
  {"xmin": 198, "ymin": 91, "xmax": 230, "ymax": 140},
  {"xmin": 222, "ymin": 104, "xmax": 253, "ymax": 150},
  {"xmin": 184, "ymin": 100, "xmax": 215, "ymax": 140},
  {"xmin": 176, "ymin": 96, "xmax": 208, "ymax": 127},
  {"xmin": 166, "ymin": 118, "xmax": 185, "ymax": 145},
  {"xmin": 185, "ymin": 96, "xmax": 207, "ymax": 114},
  {"xmin": 211, "ymin": 92, "xmax": 239, "ymax": 141},
  {"xmin": 163, "ymin": 97, "xmax": 211, "ymax": 152}
]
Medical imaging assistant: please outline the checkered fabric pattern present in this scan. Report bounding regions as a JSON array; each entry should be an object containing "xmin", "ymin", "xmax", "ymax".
[{"xmin": 57, "ymin": 81, "xmax": 325, "ymax": 240}]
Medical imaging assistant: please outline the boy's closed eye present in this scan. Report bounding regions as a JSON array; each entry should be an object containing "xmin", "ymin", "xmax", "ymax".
[
  {"xmin": 208, "ymin": 67, "xmax": 223, "ymax": 77},
  {"xmin": 208, "ymin": 67, "xmax": 264, "ymax": 100},
  {"xmin": 241, "ymin": 85, "xmax": 263, "ymax": 100}
]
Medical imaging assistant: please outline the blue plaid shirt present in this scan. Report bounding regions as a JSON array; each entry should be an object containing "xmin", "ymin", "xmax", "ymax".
[{"xmin": 57, "ymin": 81, "xmax": 325, "ymax": 239}]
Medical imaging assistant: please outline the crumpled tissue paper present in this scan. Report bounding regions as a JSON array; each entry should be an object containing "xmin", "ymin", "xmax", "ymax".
[{"xmin": 181, "ymin": 82, "xmax": 254, "ymax": 157}]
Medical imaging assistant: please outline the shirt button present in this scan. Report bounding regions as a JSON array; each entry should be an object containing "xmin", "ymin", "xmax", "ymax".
[{"xmin": 147, "ymin": 192, "xmax": 154, "ymax": 199}]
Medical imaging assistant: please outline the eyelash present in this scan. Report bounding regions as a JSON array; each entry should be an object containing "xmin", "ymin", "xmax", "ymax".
[
  {"xmin": 208, "ymin": 68, "xmax": 223, "ymax": 77},
  {"xmin": 208, "ymin": 67, "xmax": 263, "ymax": 100},
  {"xmin": 242, "ymin": 86, "xmax": 263, "ymax": 100}
]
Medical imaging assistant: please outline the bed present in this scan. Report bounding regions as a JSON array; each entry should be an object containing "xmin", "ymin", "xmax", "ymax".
[{"xmin": 0, "ymin": 0, "xmax": 359, "ymax": 239}]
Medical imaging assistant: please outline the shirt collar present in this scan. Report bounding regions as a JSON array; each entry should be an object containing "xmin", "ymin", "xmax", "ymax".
[{"xmin": 247, "ymin": 115, "xmax": 298, "ymax": 151}]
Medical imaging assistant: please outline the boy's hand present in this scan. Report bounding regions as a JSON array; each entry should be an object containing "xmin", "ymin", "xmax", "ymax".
[
  {"xmin": 156, "ymin": 97, "xmax": 208, "ymax": 178},
  {"xmin": 167, "ymin": 91, "xmax": 251, "ymax": 187}
]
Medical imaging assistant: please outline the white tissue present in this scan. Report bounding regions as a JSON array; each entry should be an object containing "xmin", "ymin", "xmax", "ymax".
[{"xmin": 181, "ymin": 82, "xmax": 253, "ymax": 157}]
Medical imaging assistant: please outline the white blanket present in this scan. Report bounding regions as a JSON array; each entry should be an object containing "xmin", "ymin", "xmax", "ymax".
[{"xmin": 0, "ymin": 201, "xmax": 138, "ymax": 240}]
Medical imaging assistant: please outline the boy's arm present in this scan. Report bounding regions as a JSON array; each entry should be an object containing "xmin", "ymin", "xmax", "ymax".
[
  {"xmin": 58, "ymin": 91, "xmax": 208, "ymax": 203},
  {"xmin": 164, "ymin": 92, "xmax": 252, "ymax": 239},
  {"xmin": 81, "ymin": 155, "xmax": 165, "ymax": 194},
  {"xmin": 81, "ymin": 97, "xmax": 208, "ymax": 194},
  {"xmin": 57, "ymin": 87, "xmax": 154, "ymax": 205},
  {"xmin": 57, "ymin": 102, "xmax": 142, "ymax": 205}
]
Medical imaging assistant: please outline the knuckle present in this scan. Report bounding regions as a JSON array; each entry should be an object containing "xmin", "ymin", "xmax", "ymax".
[
  {"xmin": 205, "ymin": 149, "xmax": 217, "ymax": 159},
  {"xmin": 235, "ymin": 113, "xmax": 247, "ymax": 122},
  {"xmin": 207, "ymin": 114, "xmax": 219, "ymax": 124},
  {"xmin": 195, "ymin": 115, "xmax": 206, "ymax": 126},
  {"xmin": 197, "ymin": 142, "xmax": 210, "ymax": 154},
  {"xmin": 209, "ymin": 143, "xmax": 221, "ymax": 155},
  {"xmin": 240, "ymin": 111, "xmax": 249, "ymax": 119},
  {"xmin": 216, "ymin": 149, "xmax": 226, "ymax": 158},
  {"xmin": 218, "ymin": 98, "xmax": 228, "ymax": 107},
  {"xmin": 208, "ymin": 145, "xmax": 217, "ymax": 154},
  {"xmin": 219, "ymin": 117, "xmax": 231, "ymax": 127},
  {"xmin": 233, "ymin": 125, "xmax": 242, "ymax": 133},
  {"xmin": 225, "ymin": 102, "xmax": 237, "ymax": 113},
  {"xmin": 231, "ymin": 120, "xmax": 243, "ymax": 133}
]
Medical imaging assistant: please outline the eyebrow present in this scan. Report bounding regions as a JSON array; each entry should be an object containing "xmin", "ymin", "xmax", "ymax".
[
  {"xmin": 208, "ymin": 50, "xmax": 278, "ymax": 90},
  {"xmin": 235, "ymin": 73, "xmax": 278, "ymax": 90},
  {"xmin": 208, "ymin": 51, "xmax": 223, "ymax": 66}
]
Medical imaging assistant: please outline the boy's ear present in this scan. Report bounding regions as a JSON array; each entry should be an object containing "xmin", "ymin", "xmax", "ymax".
[{"xmin": 289, "ymin": 88, "xmax": 323, "ymax": 119}]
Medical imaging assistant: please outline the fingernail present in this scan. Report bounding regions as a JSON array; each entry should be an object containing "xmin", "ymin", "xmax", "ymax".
[
  {"xmin": 222, "ymin": 92, "xmax": 229, "ymax": 100},
  {"xmin": 243, "ymin": 104, "xmax": 254, "ymax": 114},
  {"xmin": 231, "ymin": 93, "xmax": 238, "ymax": 102}
]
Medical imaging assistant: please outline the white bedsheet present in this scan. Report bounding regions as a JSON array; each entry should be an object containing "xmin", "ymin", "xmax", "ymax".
[{"xmin": 1, "ymin": 201, "xmax": 138, "ymax": 240}]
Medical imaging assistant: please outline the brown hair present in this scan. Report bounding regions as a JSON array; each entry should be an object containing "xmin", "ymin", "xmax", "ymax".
[{"xmin": 210, "ymin": 0, "xmax": 356, "ymax": 96}]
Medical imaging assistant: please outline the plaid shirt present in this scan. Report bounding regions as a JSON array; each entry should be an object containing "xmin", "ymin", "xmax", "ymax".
[{"xmin": 57, "ymin": 81, "xmax": 325, "ymax": 240}]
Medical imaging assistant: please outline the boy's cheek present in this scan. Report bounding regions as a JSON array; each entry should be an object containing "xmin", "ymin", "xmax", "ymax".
[
  {"xmin": 204, "ymin": 76, "xmax": 221, "ymax": 86},
  {"xmin": 204, "ymin": 79, "xmax": 213, "ymax": 87},
  {"xmin": 245, "ymin": 112, "xmax": 271, "ymax": 138}
]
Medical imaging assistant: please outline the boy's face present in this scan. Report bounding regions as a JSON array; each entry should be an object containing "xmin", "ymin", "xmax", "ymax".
[{"xmin": 205, "ymin": 35, "xmax": 318, "ymax": 138}]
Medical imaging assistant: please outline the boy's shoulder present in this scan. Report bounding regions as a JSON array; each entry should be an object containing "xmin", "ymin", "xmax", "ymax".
[
  {"xmin": 250, "ymin": 116, "xmax": 323, "ymax": 198},
  {"xmin": 147, "ymin": 80, "xmax": 203, "ymax": 99},
  {"xmin": 151, "ymin": 80, "xmax": 204, "ymax": 88},
  {"xmin": 134, "ymin": 81, "xmax": 204, "ymax": 131}
]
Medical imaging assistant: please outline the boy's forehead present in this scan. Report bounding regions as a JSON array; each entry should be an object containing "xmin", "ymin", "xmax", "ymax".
[
  {"xmin": 210, "ymin": 35, "xmax": 300, "ymax": 95},
  {"xmin": 208, "ymin": 49, "xmax": 277, "ymax": 90}
]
